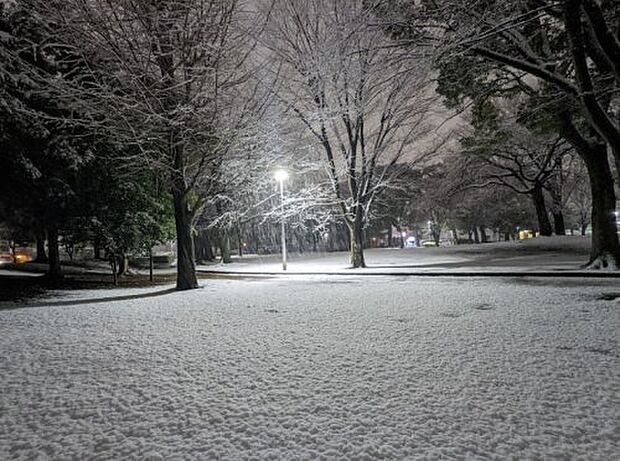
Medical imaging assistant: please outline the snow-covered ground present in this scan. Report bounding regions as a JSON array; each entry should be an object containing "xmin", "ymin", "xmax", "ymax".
[
  {"xmin": 0, "ymin": 236, "xmax": 598, "ymax": 277},
  {"xmin": 198, "ymin": 236, "xmax": 595, "ymax": 274},
  {"xmin": 0, "ymin": 269, "xmax": 42, "ymax": 277},
  {"xmin": 1, "ymin": 275, "xmax": 618, "ymax": 459}
]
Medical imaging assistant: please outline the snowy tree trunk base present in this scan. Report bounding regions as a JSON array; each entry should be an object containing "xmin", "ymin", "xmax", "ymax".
[
  {"xmin": 349, "ymin": 226, "xmax": 366, "ymax": 268},
  {"xmin": 584, "ymin": 253, "xmax": 619, "ymax": 271},
  {"xmin": 581, "ymin": 145, "xmax": 620, "ymax": 270}
]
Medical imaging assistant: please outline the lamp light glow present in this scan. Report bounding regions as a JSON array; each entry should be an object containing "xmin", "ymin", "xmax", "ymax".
[{"xmin": 274, "ymin": 170, "xmax": 289, "ymax": 182}]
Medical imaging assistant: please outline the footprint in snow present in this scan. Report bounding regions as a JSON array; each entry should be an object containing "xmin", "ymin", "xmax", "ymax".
[
  {"xmin": 440, "ymin": 312, "xmax": 464, "ymax": 318},
  {"xmin": 472, "ymin": 303, "xmax": 494, "ymax": 311}
]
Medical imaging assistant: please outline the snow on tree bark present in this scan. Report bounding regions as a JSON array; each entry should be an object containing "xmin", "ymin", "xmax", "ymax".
[{"xmin": 262, "ymin": 0, "xmax": 434, "ymax": 268}]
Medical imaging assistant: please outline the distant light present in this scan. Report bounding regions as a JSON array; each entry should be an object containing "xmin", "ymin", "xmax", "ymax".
[
  {"xmin": 14, "ymin": 253, "xmax": 29, "ymax": 264},
  {"xmin": 372, "ymin": 237, "xmax": 377, "ymax": 241},
  {"xmin": 274, "ymin": 170, "xmax": 289, "ymax": 182}
]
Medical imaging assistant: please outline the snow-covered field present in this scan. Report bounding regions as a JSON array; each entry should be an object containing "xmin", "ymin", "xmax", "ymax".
[
  {"xmin": 1, "ymin": 275, "xmax": 619, "ymax": 459},
  {"xmin": 198, "ymin": 236, "xmax": 595, "ymax": 274}
]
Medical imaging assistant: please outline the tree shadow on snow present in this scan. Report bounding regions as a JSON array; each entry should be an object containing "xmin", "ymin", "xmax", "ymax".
[{"xmin": 2, "ymin": 287, "xmax": 178, "ymax": 310}]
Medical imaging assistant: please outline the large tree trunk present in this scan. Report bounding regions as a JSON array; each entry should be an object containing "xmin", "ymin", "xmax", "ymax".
[
  {"xmin": 173, "ymin": 188, "xmax": 198, "ymax": 290},
  {"xmin": 479, "ymin": 225, "xmax": 488, "ymax": 243},
  {"xmin": 161, "ymin": 32, "xmax": 198, "ymax": 290},
  {"xmin": 613, "ymin": 147, "xmax": 620, "ymax": 185},
  {"xmin": 548, "ymin": 182, "xmax": 566, "ymax": 235},
  {"xmin": 552, "ymin": 211, "xmax": 566, "ymax": 236},
  {"xmin": 582, "ymin": 148, "xmax": 620, "ymax": 268},
  {"xmin": 560, "ymin": 113, "xmax": 620, "ymax": 268},
  {"xmin": 46, "ymin": 226, "xmax": 61, "ymax": 279},
  {"xmin": 432, "ymin": 227, "xmax": 441, "ymax": 246},
  {"xmin": 531, "ymin": 185, "xmax": 553, "ymax": 236},
  {"xmin": 349, "ymin": 213, "xmax": 366, "ymax": 268},
  {"xmin": 34, "ymin": 228, "xmax": 48, "ymax": 263},
  {"xmin": 563, "ymin": 1, "xmax": 620, "ymax": 184},
  {"xmin": 473, "ymin": 226, "xmax": 480, "ymax": 244}
]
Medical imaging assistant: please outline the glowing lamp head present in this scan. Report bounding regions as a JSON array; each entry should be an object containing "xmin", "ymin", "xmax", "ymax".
[{"xmin": 274, "ymin": 170, "xmax": 289, "ymax": 182}]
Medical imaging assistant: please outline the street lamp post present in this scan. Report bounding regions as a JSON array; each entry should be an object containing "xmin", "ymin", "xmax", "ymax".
[{"xmin": 274, "ymin": 170, "xmax": 289, "ymax": 271}]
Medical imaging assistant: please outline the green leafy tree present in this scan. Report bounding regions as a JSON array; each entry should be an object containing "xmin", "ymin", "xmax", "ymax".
[{"xmin": 0, "ymin": 2, "xmax": 92, "ymax": 278}]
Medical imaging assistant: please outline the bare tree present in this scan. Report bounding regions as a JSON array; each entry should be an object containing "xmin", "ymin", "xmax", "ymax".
[{"xmin": 259, "ymin": 0, "xmax": 435, "ymax": 267}]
